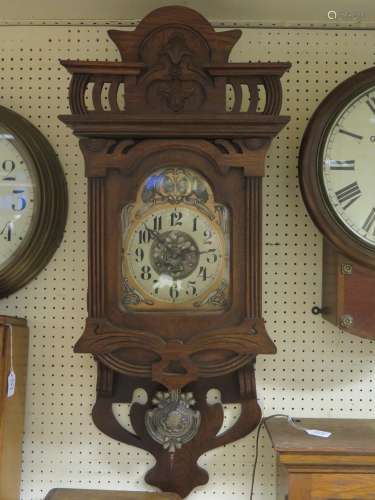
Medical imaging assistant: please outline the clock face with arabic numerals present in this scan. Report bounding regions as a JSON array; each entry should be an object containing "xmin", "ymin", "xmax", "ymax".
[
  {"xmin": 0, "ymin": 125, "xmax": 37, "ymax": 270},
  {"xmin": 122, "ymin": 167, "xmax": 230, "ymax": 312},
  {"xmin": 0, "ymin": 105, "xmax": 67, "ymax": 299},
  {"xmin": 321, "ymin": 85, "xmax": 375, "ymax": 250}
]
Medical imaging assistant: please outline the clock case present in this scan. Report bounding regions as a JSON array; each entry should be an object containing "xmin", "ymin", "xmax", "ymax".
[
  {"xmin": 60, "ymin": 6, "xmax": 290, "ymax": 497},
  {"xmin": 300, "ymin": 66, "xmax": 375, "ymax": 340}
]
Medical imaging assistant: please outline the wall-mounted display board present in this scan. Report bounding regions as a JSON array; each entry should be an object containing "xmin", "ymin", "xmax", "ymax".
[
  {"xmin": 0, "ymin": 17, "xmax": 374, "ymax": 500},
  {"xmin": 59, "ymin": 6, "xmax": 289, "ymax": 497}
]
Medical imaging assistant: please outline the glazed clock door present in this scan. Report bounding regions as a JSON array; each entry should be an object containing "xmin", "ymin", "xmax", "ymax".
[{"xmin": 122, "ymin": 167, "xmax": 230, "ymax": 312}]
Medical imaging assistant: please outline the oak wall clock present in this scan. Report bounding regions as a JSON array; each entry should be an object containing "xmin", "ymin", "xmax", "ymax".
[
  {"xmin": 0, "ymin": 106, "xmax": 68, "ymax": 298},
  {"xmin": 300, "ymin": 66, "xmax": 375, "ymax": 339},
  {"xmin": 60, "ymin": 6, "xmax": 290, "ymax": 496}
]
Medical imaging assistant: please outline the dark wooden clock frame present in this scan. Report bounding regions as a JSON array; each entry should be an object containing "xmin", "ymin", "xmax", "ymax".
[
  {"xmin": 60, "ymin": 6, "xmax": 290, "ymax": 497},
  {"xmin": 300, "ymin": 66, "xmax": 375, "ymax": 340}
]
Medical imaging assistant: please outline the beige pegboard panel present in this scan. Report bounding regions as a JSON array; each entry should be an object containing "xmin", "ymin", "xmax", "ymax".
[{"xmin": 0, "ymin": 22, "xmax": 375, "ymax": 500}]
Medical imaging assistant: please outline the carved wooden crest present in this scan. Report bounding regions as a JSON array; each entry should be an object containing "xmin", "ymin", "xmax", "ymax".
[{"xmin": 60, "ymin": 6, "xmax": 290, "ymax": 497}]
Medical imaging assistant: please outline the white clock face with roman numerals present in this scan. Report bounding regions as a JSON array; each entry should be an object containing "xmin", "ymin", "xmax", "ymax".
[
  {"xmin": 322, "ymin": 85, "xmax": 375, "ymax": 248},
  {"xmin": 0, "ymin": 127, "xmax": 36, "ymax": 270}
]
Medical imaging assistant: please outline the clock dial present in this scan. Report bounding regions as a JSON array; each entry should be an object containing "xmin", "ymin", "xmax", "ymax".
[
  {"xmin": 125, "ymin": 206, "xmax": 225, "ymax": 305},
  {"xmin": 0, "ymin": 125, "xmax": 37, "ymax": 270},
  {"xmin": 121, "ymin": 167, "xmax": 230, "ymax": 312},
  {"xmin": 321, "ymin": 85, "xmax": 375, "ymax": 248}
]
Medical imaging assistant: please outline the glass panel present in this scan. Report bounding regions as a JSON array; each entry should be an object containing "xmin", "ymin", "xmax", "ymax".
[{"xmin": 121, "ymin": 167, "xmax": 230, "ymax": 312}]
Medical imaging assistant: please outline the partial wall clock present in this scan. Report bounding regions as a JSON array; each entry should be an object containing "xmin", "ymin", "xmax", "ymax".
[
  {"xmin": 60, "ymin": 6, "xmax": 290, "ymax": 497},
  {"xmin": 300, "ymin": 66, "xmax": 375, "ymax": 339},
  {"xmin": 0, "ymin": 106, "xmax": 68, "ymax": 298}
]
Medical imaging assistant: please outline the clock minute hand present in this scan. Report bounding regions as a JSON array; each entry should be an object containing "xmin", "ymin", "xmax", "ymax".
[{"xmin": 179, "ymin": 247, "xmax": 216, "ymax": 256}]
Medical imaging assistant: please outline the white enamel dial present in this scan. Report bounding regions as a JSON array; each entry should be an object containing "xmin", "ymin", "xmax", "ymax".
[
  {"xmin": 125, "ymin": 206, "xmax": 226, "ymax": 305},
  {"xmin": 322, "ymin": 85, "xmax": 375, "ymax": 248},
  {"xmin": 0, "ymin": 127, "xmax": 36, "ymax": 270}
]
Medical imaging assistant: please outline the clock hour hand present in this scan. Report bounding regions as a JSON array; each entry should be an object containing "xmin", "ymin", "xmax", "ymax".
[
  {"xmin": 143, "ymin": 223, "xmax": 164, "ymax": 244},
  {"xmin": 143, "ymin": 223, "xmax": 173, "ymax": 257}
]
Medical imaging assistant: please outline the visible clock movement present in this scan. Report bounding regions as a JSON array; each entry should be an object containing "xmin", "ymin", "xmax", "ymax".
[
  {"xmin": 300, "ymin": 66, "xmax": 375, "ymax": 339},
  {"xmin": 60, "ymin": 6, "xmax": 290, "ymax": 496},
  {"xmin": 0, "ymin": 106, "xmax": 67, "ymax": 298}
]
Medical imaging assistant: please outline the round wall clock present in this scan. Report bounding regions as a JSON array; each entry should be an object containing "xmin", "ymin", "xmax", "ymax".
[
  {"xmin": 300, "ymin": 66, "xmax": 375, "ymax": 339},
  {"xmin": 300, "ymin": 66, "xmax": 375, "ymax": 270},
  {"xmin": 0, "ymin": 106, "xmax": 68, "ymax": 298}
]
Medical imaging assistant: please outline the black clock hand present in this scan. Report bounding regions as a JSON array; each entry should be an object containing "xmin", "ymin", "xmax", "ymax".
[
  {"xmin": 143, "ymin": 224, "xmax": 174, "ymax": 259},
  {"xmin": 198, "ymin": 249, "xmax": 216, "ymax": 255},
  {"xmin": 180, "ymin": 247, "xmax": 216, "ymax": 256},
  {"xmin": 143, "ymin": 223, "xmax": 165, "ymax": 245}
]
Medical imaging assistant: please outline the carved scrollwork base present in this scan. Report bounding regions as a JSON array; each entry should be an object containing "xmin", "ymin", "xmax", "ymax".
[{"xmin": 93, "ymin": 362, "xmax": 260, "ymax": 498}]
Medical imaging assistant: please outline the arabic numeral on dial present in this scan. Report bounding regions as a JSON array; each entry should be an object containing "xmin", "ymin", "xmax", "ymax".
[
  {"xmin": 2, "ymin": 160, "xmax": 16, "ymax": 181},
  {"xmin": 186, "ymin": 281, "xmax": 197, "ymax": 296},
  {"xmin": 153, "ymin": 280, "xmax": 160, "ymax": 295},
  {"xmin": 192, "ymin": 217, "xmax": 198, "ymax": 232},
  {"xmin": 0, "ymin": 221, "xmax": 13, "ymax": 241},
  {"xmin": 12, "ymin": 189, "xmax": 27, "ymax": 211},
  {"xmin": 203, "ymin": 228, "xmax": 212, "ymax": 245},
  {"xmin": 138, "ymin": 229, "xmax": 151, "ymax": 244},
  {"xmin": 153, "ymin": 215, "xmax": 162, "ymax": 231},
  {"xmin": 135, "ymin": 247, "xmax": 144, "ymax": 263},
  {"xmin": 140, "ymin": 265, "xmax": 152, "ymax": 280},
  {"xmin": 198, "ymin": 266, "xmax": 208, "ymax": 281},
  {"xmin": 169, "ymin": 283, "xmax": 179, "ymax": 300},
  {"xmin": 206, "ymin": 252, "xmax": 218, "ymax": 264},
  {"xmin": 170, "ymin": 211, "xmax": 183, "ymax": 226}
]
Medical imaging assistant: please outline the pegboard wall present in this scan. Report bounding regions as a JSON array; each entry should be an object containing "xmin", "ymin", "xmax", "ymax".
[{"xmin": 0, "ymin": 20, "xmax": 375, "ymax": 500}]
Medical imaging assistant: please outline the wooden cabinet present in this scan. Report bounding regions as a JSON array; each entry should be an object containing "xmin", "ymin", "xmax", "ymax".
[
  {"xmin": 0, "ymin": 316, "xmax": 29, "ymax": 500},
  {"xmin": 266, "ymin": 418, "xmax": 375, "ymax": 500}
]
